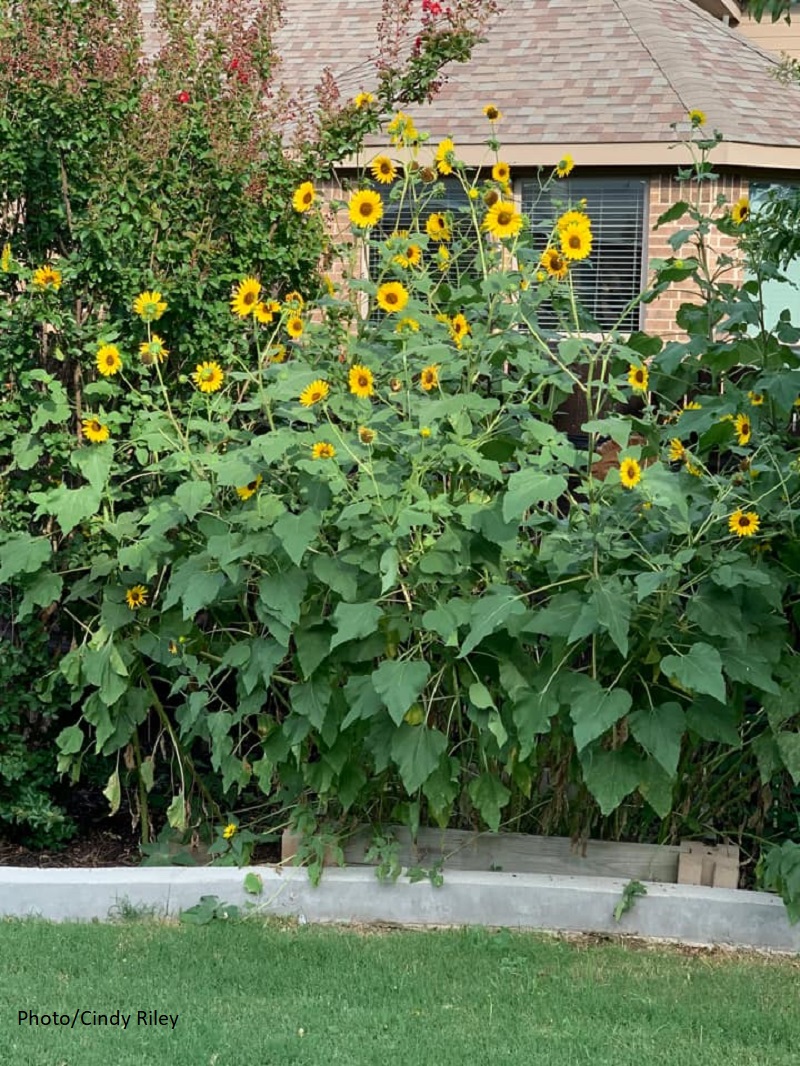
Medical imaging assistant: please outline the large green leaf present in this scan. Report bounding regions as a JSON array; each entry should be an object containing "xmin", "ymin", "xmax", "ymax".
[
  {"xmin": 468, "ymin": 773, "xmax": 511, "ymax": 833},
  {"xmin": 71, "ymin": 442, "xmax": 115, "ymax": 492},
  {"xmin": 372, "ymin": 660, "xmax": 431, "ymax": 725},
  {"xmin": 391, "ymin": 725, "xmax": 447, "ymax": 793},
  {"xmin": 17, "ymin": 572, "xmax": 63, "ymax": 621},
  {"xmin": 502, "ymin": 469, "xmax": 567, "ymax": 523},
  {"xmin": 629, "ymin": 702, "xmax": 685, "ymax": 777},
  {"xmin": 174, "ymin": 480, "xmax": 213, "ymax": 521},
  {"xmin": 274, "ymin": 509, "xmax": 322, "ymax": 565},
  {"xmin": 511, "ymin": 688, "xmax": 559, "ymax": 760},
  {"xmin": 341, "ymin": 674, "xmax": 383, "ymax": 729},
  {"xmin": 291, "ymin": 676, "xmax": 332, "ymax": 731},
  {"xmin": 0, "ymin": 535, "xmax": 52, "ymax": 583},
  {"xmin": 661, "ymin": 643, "xmax": 726, "ymax": 703},
  {"xmin": 259, "ymin": 568, "xmax": 307, "ymax": 630},
  {"xmin": 589, "ymin": 577, "xmax": 632, "ymax": 657},
  {"xmin": 685, "ymin": 696, "xmax": 741, "ymax": 746},
  {"xmin": 570, "ymin": 682, "xmax": 632, "ymax": 753},
  {"xmin": 579, "ymin": 746, "xmax": 642, "ymax": 815},
  {"xmin": 637, "ymin": 758, "xmax": 675, "ymax": 818},
  {"xmin": 522, "ymin": 592, "xmax": 584, "ymax": 638},
  {"xmin": 776, "ymin": 732, "xmax": 800, "ymax": 785},
  {"xmin": 163, "ymin": 560, "xmax": 226, "ymax": 621},
  {"xmin": 30, "ymin": 484, "xmax": 102, "ymax": 535},
  {"xmin": 330, "ymin": 601, "xmax": 383, "ymax": 650},
  {"xmin": 459, "ymin": 586, "xmax": 527, "ymax": 658},
  {"xmin": 312, "ymin": 555, "xmax": 359, "ymax": 600}
]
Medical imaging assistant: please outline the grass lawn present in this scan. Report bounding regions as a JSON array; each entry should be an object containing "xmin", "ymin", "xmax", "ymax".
[{"xmin": 0, "ymin": 917, "xmax": 797, "ymax": 1065}]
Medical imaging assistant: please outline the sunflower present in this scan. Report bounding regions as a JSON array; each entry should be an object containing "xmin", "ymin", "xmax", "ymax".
[
  {"xmin": 354, "ymin": 91, "xmax": 375, "ymax": 108},
  {"xmin": 133, "ymin": 290, "xmax": 167, "ymax": 321},
  {"xmin": 491, "ymin": 161, "xmax": 510, "ymax": 184},
  {"xmin": 688, "ymin": 108, "xmax": 706, "ymax": 127},
  {"xmin": 393, "ymin": 243, "xmax": 422, "ymax": 269},
  {"xmin": 734, "ymin": 413, "xmax": 751, "ymax": 446},
  {"xmin": 540, "ymin": 247, "xmax": 568, "ymax": 280},
  {"xmin": 236, "ymin": 475, "xmax": 263, "ymax": 500},
  {"xmin": 420, "ymin": 364, "xmax": 440, "ymax": 392},
  {"xmin": 387, "ymin": 110, "xmax": 418, "ymax": 146},
  {"xmin": 555, "ymin": 154, "xmax": 575, "ymax": 178},
  {"xmin": 192, "ymin": 361, "xmax": 225, "ymax": 393},
  {"xmin": 312, "ymin": 441, "xmax": 336, "ymax": 459},
  {"xmin": 748, "ymin": 390, "xmax": 764, "ymax": 406},
  {"xmin": 483, "ymin": 189, "xmax": 500, "ymax": 208},
  {"xmin": 619, "ymin": 457, "xmax": 642, "ymax": 489},
  {"xmin": 425, "ymin": 213, "xmax": 451, "ymax": 242},
  {"xmin": 560, "ymin": 222, "xmax": 593, "ymax": 261},
  {"xmin": 349, "ymin": 364, "xmax": 375, "ymax": 398},
  {"xmin": 349, "ymin": 189, "xmax": 384, "ymax": 228},
  {"xmin": 483, "ymin": 201, "xmax": 523, "ymax": 240},
  {"xmin": 125, "ymin": 585, "xmax": 148, "ymax": 610},
  {"xmin": 370, "ymin": 155, "xmax": 397, "ymax": 185},
  {"xmin": 358, "ymin": 426, "xmax": 376, "ymax": 445},
  {"xmin": 728, "ymin": 509, "xmax": 760, "ymax": 537},
  {"xmin": 253, "ymin": 302, "xmax": 275, "ymax": 324},
  {"xmin": 628, "ymin": 364, "xmax": 649, "ymax": 392},
  {"xmin": 683, "ymin": 400, "xmax": 702, "ymax": 411},
  {"xmin": 222, "ymin": 823, "xmax": 238, "ymax": 840},
  {"xmin": 1, "ymin": 243, "xmax": 10, "ymax": 272},
  {"xmin": 435, "ymin": 137, "xmax": 456, "ymax": 176},
  {"xmin": 376, "ymin": 281, "xmax": 409, "ymax": 314},
  {"xmin": 436, "ymin": 246, "xmax": 451, "ymax": 270},
  {"xmin": 668, "ymin": 438, "xmax": 686, "ymax": 462},
  {"xmin": 32, "ymin": 265, "xmax": 62, "ymax": 291},
  {"xmin": 449, "ymin": 313, "xmax": 470, "ymax": 348},
  {"xmin": 269, "ymin": 344, "xmax": 287, "ymax": 363},
  {"xmin": 685, "ymin": 460, "xmax": 703, "ymax": 477},
  {"xmin": 292, "ymin": 181, "xmax": 316, "ymax": 213},
  {"xmin": 96, "ymin": 343, "xmax": 122, "ymax": 377},
  {"xmin": 731, "ymin": 196, "xmax": 750, "ymax": 225},
  {"xmin": 419, "ymin": 426, "xmax": 432, "ymax": 438},
  {"xmin": 483, "ymin": 103, "xmax": 502, "ymax": 121},
  {"xmin": 557, "ymin": 208, "xmax": 591, "ymax": 232},
  {"xmin": 231, "ymin": 276, "xmax": 262, "ymax": 318},
  {"xmin": 286, "ymin": 315, "xmax": 304, "ymax": 339},
  {"xmin": 396, "ymin": 317, "xmax": 419, "ymax": 333},
  {"xmin": 283, "ymin": 291, "xmax": 304, "ymax": 310},
  {"xmin": 139, "ymin": 334, "xmax": 168, "ymax": 364},
  {"xmin": 299, "ymin": 379, "xmax": 329, "ymax": 407},
  {"xmin": 82, "ymin": 417, "xmax": 110, "ymax": 443}
]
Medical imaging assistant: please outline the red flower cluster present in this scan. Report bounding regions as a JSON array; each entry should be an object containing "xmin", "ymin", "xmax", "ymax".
[
  {"xmin": 176, "ymin": 90, "xmax": 190, "ymax": 104},
  {"xmin": 422, "ymin": 0, "xmax": 443, "ymax": 12}
]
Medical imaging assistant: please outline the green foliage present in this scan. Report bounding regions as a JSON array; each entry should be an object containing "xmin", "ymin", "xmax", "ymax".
[
  {"xmin": 613, "ymin": 879, "xmax": 648, "ymax": 923},
  {"xmin": 758, "ymin": 839, "xmax": 800, "ymax": 923}
]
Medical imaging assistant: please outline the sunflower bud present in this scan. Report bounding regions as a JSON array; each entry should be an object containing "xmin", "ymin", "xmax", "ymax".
[
  {"xmin": 419, "ymin": 167, "xmax": 436, "ymax": 183},
  {"xmin": 390, "ymin": 378, "xmax": 403, "ymax": 393},
  {"xmin": 484, "ymin": 189, "xmax": 500, "ymax": 207}
]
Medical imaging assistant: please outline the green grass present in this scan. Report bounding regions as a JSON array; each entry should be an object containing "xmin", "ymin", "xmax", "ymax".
[{"xmin": 0, "ymin": 918, "xmax": 798, "ymax": 1065}]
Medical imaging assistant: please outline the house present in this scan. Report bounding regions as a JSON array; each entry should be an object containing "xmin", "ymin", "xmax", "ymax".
[{"xmin": 137, "ymin": 0, "xmax": 800, "ymax": 337}]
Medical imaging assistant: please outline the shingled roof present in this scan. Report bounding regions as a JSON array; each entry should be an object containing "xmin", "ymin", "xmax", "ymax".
[{"xmin": 268, "ymin": 0, "xmax": 800, "ymax": 168}]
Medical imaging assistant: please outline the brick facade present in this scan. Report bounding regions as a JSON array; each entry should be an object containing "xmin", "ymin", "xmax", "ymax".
[{"xmin": 643, "ymin": 172, "xmax": 748, "ymax": 339}]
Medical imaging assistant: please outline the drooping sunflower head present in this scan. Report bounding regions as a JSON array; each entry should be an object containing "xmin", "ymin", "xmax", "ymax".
[
  {"xmin": 349, "ymin": 189, "xmax": 384, "ymax": 229},
  {"xmin": 125, "ymin": 585, "xmax": 148, "ymax": 610},
  {"xmin": 96, "ymin": 343, "xmax": 122, "ymax": 377},
  {"xmin": 396, "ymin": 317, "xmax": 420, "ymax": 334},
  {"xmin": 82, "ymin": 417, "xmax": 110, "ymax": 443},
  {"xmin": 425, "ymin": 212, "xmax": 451, "ymax": 242},
  {"xmin": 483, "ymin": 201, "xmax": 523, "ymax": 240},
  {"xmin": 292, "ymin": 181, "xmax": 316, "ymax": 213},
  {"xmin": 253, "ymin": 302, "xmax": 274, "ymax": 324},
  {"xmin": 376, "ymin": 281, "xmax": 409, "ymax": 314},
  {"xmin": 560, "ymin": 221, "xmax": 593, "ymax": 261},
  {"xmin": 236, "ymin": 475, "xmax": 263, "ymax": 500},
  {"xmin": 619, "ymin": 457, "xmax": 642, "ymax": 489},
  {"xmin": 731, "ymin": 196, "xmax": 750, "ymax": 226},
  {"xmin": 483, "ymin": 103, "xmax": 502, "ymax": 121},
  {"xmin": 358, "ymin": 426, "xmax": 376, "ymax": 445},
  {"xmin": 393, "ymin": 242, "xmax": 422, "ymax": 269},
  {"xmin": 436, "ymin": 246, "xmax": 451, "ymax": 271},
  {"xmin": 133, "ymin": 290, "xmax": 167, "ymax": 322},
  {"xmin": 299, "ymin": 379, "xmax": 329, "ymax": 407},
  {"xmin": 1, "ymin": 243, "xmax": 11, "ymax": 272},
  {"xmin": 32, "ymin": 265, "xmax": 62, "ymax": 291},
  {"xmin": 734, "ymin": 412, "xmax": 752, "ymax": 445},
  {"xmin": 386, "ymin": 110, "xmax": 419, "ymax": 146},
  {"xmin": 192, "ymin": 361, "xmax": 225, "ymax": 393},
  {"xmin": 492, "ymin": 161, "xmax": 510, "ymax": 184},
  {"xmin": 349, "ymin": 364, "xmax": 375, "ymax": 399},
  {"xmin": 748, "ymin": 390, "xmax": 764, "ymax": 406},
  {"xmin": 668, "ymin": 438, "xmax": 686, "ymax": 463},
  {"xmin": 420, "ymin": 364, "xmax": 440, "ymax": 392},
  {"xmin": 449, "ymin": 313, "xmax": 470, "ymax": 348},
  {"xmin": 555, "ymin": 154, "xmax": 575, "ymax": 178},
  {"xmin": 268, "ymin": 344, "xmax": 287, "ymax": 363},
  {"xmin": 231, "ymin": 276, "xmax": 262, "ymax": 318},
  {"xmin": 627, "ymin": 364, "xmax": 649, "ymax": 393},
  {"xmin": 728, "ymin": 508, "xmax": 760, "ymax": 537},
  {"xmin": 557, "ymin": 208, "xmax": 591, "ymax": 232},
  {"xmin": 311, "ymin": 441, "xmax": 336, "ymax": 460},
  {"xmin": 370, "ymin": 155, "xmax": 397, "ymax": 185},
  {"xmin": 540, "ymin": 247, "xmax": 568, "ymax": 280}
]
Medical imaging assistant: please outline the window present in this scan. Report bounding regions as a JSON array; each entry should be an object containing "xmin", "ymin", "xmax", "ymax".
[
  {"xmin": 749, "ymin": 182, "xmax": 800, "ymax": 330},
  {"xmin": 520, "ymin": 177, "xmax": 648, "ymax": 332}
]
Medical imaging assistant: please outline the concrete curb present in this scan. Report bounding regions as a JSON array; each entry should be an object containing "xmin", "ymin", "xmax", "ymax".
[{"xmin": 1, "ymin": 865, "xmax": 798, "ymax": 952}]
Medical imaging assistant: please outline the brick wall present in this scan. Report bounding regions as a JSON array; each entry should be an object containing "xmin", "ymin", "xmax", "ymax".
[{"xmin": 644, "ymin": 172, "xmax": 748, "ymax": 339}]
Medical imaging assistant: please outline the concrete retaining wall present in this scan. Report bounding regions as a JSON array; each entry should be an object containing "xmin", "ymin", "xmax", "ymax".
[{"xmin": 1, "ymin": 866, "xmax": 798, "ymax": 952}]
